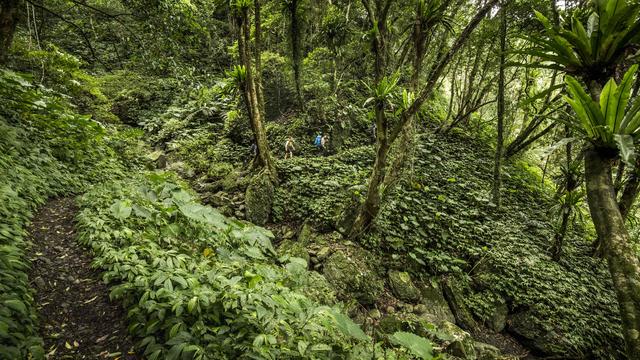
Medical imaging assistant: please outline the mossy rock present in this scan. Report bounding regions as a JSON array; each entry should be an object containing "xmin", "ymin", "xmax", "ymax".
[
  {"xmin": 323, "ymin": 249, "xmax": 383, "ymax": 305},
  {"xmin": 277, "ymin": 240, "xmax": 310, "ymax": 264},
  {"xmin": 298, "ymin": 222, "xmax": 314, "ymax": 245},
  {"xmin": 379, "ymin": 313, "xmax": 407, "ymax": 334},
  {"xmin": 301, "ymin": 272, "xmax": 337, "ymax": 305},
  {"xmin": 245, "ymin": 172, "xmax": 274, "ymax": 226},
  {"xmin": 417, "ymin": 281, "xmax": 455, "ymax": 325},
  {"xmin": 441, "ymin": 321, "xmax": 476, "ymax": 360},
  {"xmin": 442, "ymin": 277, "xmax": 478, "ymax": 331},
  {"xmin": 508, "ymin": 310, "xmax": 567, "ymax": 356},
  {"xmin": 487, "ymin": 298, "xmax": 508, "ymax": 333},
  {"xmin": 473, "ymin": 342, "xmax": 501, "ymax": 360},
  {"xmin": 389, "ymin": 271, "xmax": 421, "ymax": 303}
]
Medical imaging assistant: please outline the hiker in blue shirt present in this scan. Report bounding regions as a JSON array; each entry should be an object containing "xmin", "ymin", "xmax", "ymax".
[{"xmin": 314, "ymin": 134, "xmax": 322, "ymax": 150}]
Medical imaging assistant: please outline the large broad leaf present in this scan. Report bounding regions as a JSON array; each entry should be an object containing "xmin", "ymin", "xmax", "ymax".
[
  {"xmin": 390, "ymin": 332, "xmax": 433, "ymax": 360},
  {"xmin": 330, "ymin": 311, "xmax": 370, "ymax": 342},
  {"xmin": 612, "ymin": 64, "xmax": 638, "ymax": 132},
  {"xmin": 565, "ymin": 75, "xmax": 606, "ymax": 140},
  {"xmin": 615, "ymin": 134, "xmax": 636, "ymax": 167},
  {"xmin": 110, "ymin": 200, "xmax": 132, "ymax": 220}
]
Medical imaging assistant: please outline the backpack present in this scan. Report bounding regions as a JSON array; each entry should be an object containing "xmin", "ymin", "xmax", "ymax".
[{"xmin": 314, "ymin": 135, "xmax": 321, "ymax": 146}]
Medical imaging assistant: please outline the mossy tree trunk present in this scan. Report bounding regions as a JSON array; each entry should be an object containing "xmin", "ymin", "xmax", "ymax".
[
  {"xmin": 347, "ymin": 0, "xmax": 391, "ymax": 238},
  {"xmin": 237, "ymin": 5, "xmax": 276, "ymax": 179},
  {"xmin": 254, "ymin": 0, "xmax": 266, "ymax": 117},
  {"xmin": 0, "ymin": 0, "xmax": 19, "ymax": 63},
  {"xmin": 491, "ymin": 5, "xmax": 507, "ymax": 207},
  {"xmin": 584, "ymin": 148, "xmax": 640, "ymax": 356},
  {"xmin": 552, "ymin": 126, "xmax": 577, "ymax": 261},
  {"xmin": 618, "ymin": 168, "xmax": 640, "ymax": 220},
  {"xmin": 286, "ymin": 0, "xmax": 304, "ymax": 111}
]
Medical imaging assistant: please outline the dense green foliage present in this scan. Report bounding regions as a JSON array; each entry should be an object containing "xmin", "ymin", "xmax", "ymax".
[
  {"xmin": 75, "ymin": 171, "xmax": 437, "ymax": 359},
  {"xmin": 2, "ymin": 0, "xmax": 640, "ymax": 358},
  {"xmin": 0, "ymin": 67, "xmax": 130, "ymax": 358}
]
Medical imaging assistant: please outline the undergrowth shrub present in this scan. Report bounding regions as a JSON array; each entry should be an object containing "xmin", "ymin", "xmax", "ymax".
[{"xmin": 75, "ymin": 171, "xmax": 430, "ymax": 359}]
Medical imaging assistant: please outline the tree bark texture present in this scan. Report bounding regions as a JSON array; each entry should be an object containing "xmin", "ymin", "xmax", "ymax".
[
  {"xmin": 238, "ymin": 6, "xmax": 276, "ymax": 178},
  {"xmin": 0, "ymin": 0, "xmax": 19, "ymax": 63},
  {"xmin": 584, "ymin": 148, "xmax": 640, "ymax": 357},
  {"xmin": 492, "ymin": 6, "xmax": 506, "ymax": 206}
]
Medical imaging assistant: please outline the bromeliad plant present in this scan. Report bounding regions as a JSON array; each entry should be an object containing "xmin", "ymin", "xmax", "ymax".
[
  {"xmin": 525, "ymin": 0, "xmax": 640, "ymax": 356},
  {"xmin": 528, "ymin": 0, "xmax": 640, "ymax": 82},
  {"xmin": 563, "ymin": 65, "xmax": 640, "ymax": 164}
]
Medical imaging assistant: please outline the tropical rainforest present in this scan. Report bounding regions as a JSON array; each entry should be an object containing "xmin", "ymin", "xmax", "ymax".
[{"xmin": 1, "ymin": 0, "xmax": 640, "ymax": 359}]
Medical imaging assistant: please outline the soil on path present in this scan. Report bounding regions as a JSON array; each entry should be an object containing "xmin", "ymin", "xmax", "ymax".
[{"xmin": 27, "ymin": 197, "xmax": 138, "ymax": 359}]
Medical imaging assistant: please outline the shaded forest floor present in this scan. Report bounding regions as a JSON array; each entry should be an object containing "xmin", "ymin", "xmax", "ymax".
[{"xmin": 27, "ymin": 198, "xmax": 138, "ymax": 359}]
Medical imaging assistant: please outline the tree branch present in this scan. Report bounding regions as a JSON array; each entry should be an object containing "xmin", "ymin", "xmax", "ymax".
[
  {"xmin": 390, "ymin": 0, "xmax": 501, "ymax": 144},
  {"xmin": 25, "ymin": 0, "xmax": 104, "ymax": 67}
]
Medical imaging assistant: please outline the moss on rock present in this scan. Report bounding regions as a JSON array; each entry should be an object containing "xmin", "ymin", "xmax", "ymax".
[
  {"xmin": 323, "ymin": 249, "xmax": 383, "ymax": 305},
  {"xmin": 417, "ymin": 281, "xmax": 456, "ymax": 325},
  {"xmin": 245, "ymin": 171, "xmax": 274, "ymax": 226},
  {"xmin": 441, "ymin": 321, "xmax": 477, "ymax": 359},
  {"xmin": 389, "ymin": 271, "xmax": 421, "ymax": 303},
  {"xmin": 277, "ymin": 240, "xmax": 310, "ymax": 264}
]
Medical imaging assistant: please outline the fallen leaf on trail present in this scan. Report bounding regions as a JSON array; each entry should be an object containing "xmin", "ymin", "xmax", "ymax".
[{"xmin": 96, "ymin": 334, "xmax": 109, "ymax": 343}]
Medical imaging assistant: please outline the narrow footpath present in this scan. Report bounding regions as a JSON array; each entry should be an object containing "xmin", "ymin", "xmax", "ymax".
[{"xmin": 27, "ymin": 198, "xmax": 138, "ymax": 359}]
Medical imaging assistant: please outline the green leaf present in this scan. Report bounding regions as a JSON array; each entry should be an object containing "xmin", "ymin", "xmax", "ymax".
[
  {"xmin": 110, "ymin": 200, "xmax": 132, "ymax": 220},
  {"xmin": 4, "ymin": 300, "xmax": 26, "ymax": 315},
  {"xmin": 615, "ymin": 134, "xmax": 636, "ymax": 167},
  {"xmin": 297, "ymin": 341, "xmax": 309, "ymax": 356},
  {"xmin": 331, "ymin": 311, "xmax": 370, "ymax": 341},
  {"xmin": 187, "ymin": 297, "xmax": 198, "ymax": 313},
  {"xmin": 599, "ymin": 77, "xmax": 619, "ymax": 132},
  {"xmin": 132, "ymin": 204, "xmax": 152, "ymax": 219},
  {"xmin": 166, "ymin": 343, "xmax": 186, "ymax": 360},
  {"xmin": 390, "ymin": 332, "xmax": 433, "ymax": 360}
]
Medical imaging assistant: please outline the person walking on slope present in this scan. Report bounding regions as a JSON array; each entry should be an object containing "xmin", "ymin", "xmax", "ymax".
[
  {"xmin": 320, "ymin": 134, "xmax": 329, "ymax": 155},
  {"xmin": 284, "ymin": 136, "xmax": 296, "ymax": 159},
  {"xmin": 314, "ymin": 133, "xmax": 322, "ymax": 150}
]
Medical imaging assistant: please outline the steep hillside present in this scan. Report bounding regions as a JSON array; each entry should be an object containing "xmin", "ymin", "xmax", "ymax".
[{"xmin": 174, "ymin": 125, "xmax": 622, "ymax": 358}]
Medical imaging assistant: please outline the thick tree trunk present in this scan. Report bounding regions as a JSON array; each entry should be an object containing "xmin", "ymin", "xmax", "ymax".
[
  {"xmin": 0, "ymin": 0, "xmax": 19, "ymax": 63},
  {"xmin": 584, "ymin": 148, "xmax": 640, "ymax": 356},
  {"xmin": 238, "ymin": 7, "xmax": 276, "ymax": 179},
  {"xmin": 348, "ymin": 104, "xmax": 389, "ymax": 238},
  {"xmin": 618, "ymin": 170, "xmax": 640, "ymax": 220},
  {"xmin": 288, "ymin": 0, "xmax": 304, "ymax": 111},
  {"xmin": 254, "ymin": 0, "xmax": 266, "ymax": 118},
  {"xmin": 492, "ymin": 6, "xmax": 507, "ymax": 206}
]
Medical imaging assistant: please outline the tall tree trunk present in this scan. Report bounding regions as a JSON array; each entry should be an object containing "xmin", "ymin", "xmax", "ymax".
[
  {"xmin": 492, "ymin": 6, "xmax": 507, "ymax": 206},
  {"xmin": 618, "ymin": 169, "xmax": 640, "ymax": 220},
  {"xmin": 552, "ymin": 125, "xmax": 575, "ymax": 261},
  {"xmin": 254, "ymin": 0, "xmax": 266, "ymax": 118},
  {"xmin": 347, "ymin": 0, "xmax": 391, "ymax": 238},
  {"xmin": 584, "ymin": 148, "xmax": 640, "ymax": 356},
  {"xmin": 288, "ymin": 0, "xmax": 304, "ymax": 110},
  {"xmin": 238, "ymin": 6, "xmax": 276, "ymax": 179},
  {"xmin": 0, "ymin": 0, "xmax": 19, "ymax": 63},
  {"xmin": 348, "ymin": 101, "xmax": 389, "ymax": 238}
]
